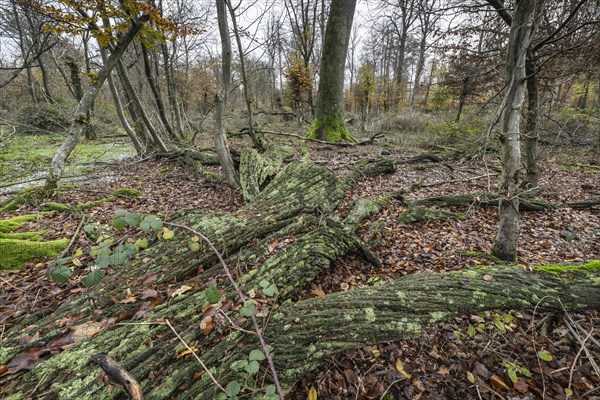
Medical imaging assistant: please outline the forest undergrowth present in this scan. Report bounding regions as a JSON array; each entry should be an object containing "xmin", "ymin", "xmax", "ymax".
[{"xmin": 0, "ymin": 133, "xmax": 598, "ymax": 400}]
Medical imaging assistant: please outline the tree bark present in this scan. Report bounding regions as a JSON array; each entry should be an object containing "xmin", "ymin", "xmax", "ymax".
[
  {"xmin": 307, "ymin": 0, "xmax": 357, "ymax": 142},
  {"xmin": 523, "ymin": 50, "xmax": 540, "ymax": 190},
  {"xmin": 44, "ymin": 16, "xmax": 150, "ymax": 191}
]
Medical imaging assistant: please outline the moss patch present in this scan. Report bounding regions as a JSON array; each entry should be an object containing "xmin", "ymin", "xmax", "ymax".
[
  {"xmin": 533, "ymin": 260, "xmax": 600, "ymax": 275},
  {"xmin": 43, "ymin": 202, "xmax": 75, "ymax": 213},
  {"xmin": 113, "ymin": 188, "xmax": 142, "ymax": 197},
  {"xmin": 0, "ymin": 214, "xmax": 39, "ymax": 233},
  {"xmin": 0, "ymin": 238, "xmax": 68, "ymax": 270},
  {"xmin": 307, "ymin": 114, "xmax": 356, "ymax": 142},
  {"xmin": 398, "ymin": 207, "xmax": 467, "ymax": 224}
]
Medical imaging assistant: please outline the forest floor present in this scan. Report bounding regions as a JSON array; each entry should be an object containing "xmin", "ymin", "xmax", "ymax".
[{"xmin": 0, "ymin": 132, "xmax": 599, "ymax": 399}]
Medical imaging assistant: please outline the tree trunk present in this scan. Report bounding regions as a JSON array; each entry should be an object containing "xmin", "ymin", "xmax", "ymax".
[
  {"xmin": 410, "ymin": 33, "xmax": 427, "ymax": 107},
  {"xmin": 307, "ymin": 0, "xmax": 357, "ymax": 142},
  {"xmin": 523, "ymin": 50, "xmax": 540, "ymax": 190},
  {"xmin": 116, "ymin": 59, "xmax": 168, "ymax": 153},
  {"xmin": 161, "ymin": 42, "xmax": 184, "ymax": 137},
  {"xmin": 12, "ymin": 2, "xmax": 37, "ymax": 104},
  {"xmin": 215, "ymin": 0, "xmax": 240, "ymax": 187},
  {"xmin": 98, "ymin": 48, "xmax": 144, "ymax": 156},
  {"xmin": 490, "ymin": 0, "xmax": 542, "ymax": 262},
  {"xmin": 141, "ymin": 44, "xmax": 178, "ymax": 142},
  {"xmin": 455, "ymin": 76, "xmax": 469, "ymax": 122},
  {"xmin": 43, "ymin": 16, "xmax": 150, "ymax": 191},
  {"xmin": 2, "ymin": 153, "xmax": 598, "ymax": 399}
]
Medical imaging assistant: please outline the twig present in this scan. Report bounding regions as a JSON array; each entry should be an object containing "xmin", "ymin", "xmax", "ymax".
[
  {"xmin": 58, "ymin": 214, "xmax": 86, "ymax": 259},
  {"xmin": 566, "ymin": 326, "xmax": 594, "ymax": 393},
  {"xmin": 379, "ymin": 379, "xmax": 403, "ymax": 400},
  {"xmin": 164, "ymin": 221, "xmax": 285, "ymax": 399},
  {"xmin": 164, "ymin": 319, "xmax": 225, "ymax": 393},
  {"xmin": 563, "ymin": 315, "xmax": 600, "ymax": 377}
]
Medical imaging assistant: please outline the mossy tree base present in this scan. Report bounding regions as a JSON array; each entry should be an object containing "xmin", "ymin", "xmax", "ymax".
[
  {"xmin": 1, "ymin": 153, "xmax": 599, "ymax": 399},
  {"xmin": 307, "ymin": 114, "xmax": 356, "ymax": 143}
]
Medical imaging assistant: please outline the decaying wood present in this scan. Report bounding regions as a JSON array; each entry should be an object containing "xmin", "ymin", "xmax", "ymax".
[{"xmin": 90, "ymin": 354, "xmax": 144, "ymax": 400}]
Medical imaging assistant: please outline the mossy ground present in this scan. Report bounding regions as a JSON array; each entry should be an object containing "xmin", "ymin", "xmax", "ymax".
[
  {"xmin": 307, "ymin": 114, "xmax": 356, "ymax": 142},
  {"xmin": 0, "ymin": 133, "xmax": 134, "ymax": 189}
]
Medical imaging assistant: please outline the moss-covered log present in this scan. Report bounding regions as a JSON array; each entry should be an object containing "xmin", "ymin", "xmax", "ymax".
[
  {"xmin": 411, "ymin": 192, "xmax": 558, "ymax": 211},
  {"xmin": 266, "ymin": 262, "xmax": 600, "ymax": 388}
]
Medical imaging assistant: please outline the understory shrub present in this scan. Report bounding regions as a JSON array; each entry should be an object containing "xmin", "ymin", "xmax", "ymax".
[{"xmin": 16, "ymin": 103, "xmax": 70, "ymax": 134}]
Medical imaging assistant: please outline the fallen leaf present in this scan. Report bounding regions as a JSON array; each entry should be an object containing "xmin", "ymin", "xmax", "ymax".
[
  {"xmin": 308, "ymin": 386, "xmax": 317, "ymax": 400},
  {"xmin": 176, "ymin": 347, "xmax": 198, "ymax": 359},
  {"xmin": 140, "ymin": 289, "xmax": 158, "ymax": 300},
  {"xmin": 438, "ymin": 366, "xmax": 450, "ymax": 375},
  {"xmin": 395, "ymin": 359, "xmax": 412, "ymax": 379},
  {"xmin": 490, "ymin": 374, "xmax": 510, "ymax": 391},
  {"xmin": 171, "ymin": 285, "xmax": 192, "ymax": 298},
  {"xmin": 71, "ymin": 321, "xmax": 102, "ymax": 344},
  {"xmin": 311, "ymin": 289, "xmax": 326, "ymax": 297},
  {"xmin": 413, "ymin": 379, "xmax": 425, "ymax": 392},
  {"xmin": 200, "ymin": 315, "xmax": 215, "ymax": 335},
  {"xmin": 514, "ymin": 379, "xmax": 529, "ymax": 393}
]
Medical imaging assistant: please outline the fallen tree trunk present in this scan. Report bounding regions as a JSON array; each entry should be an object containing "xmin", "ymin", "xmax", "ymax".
[
  {"xmin": 410, "ymin": 193, "xmax": 599, "ymax": 211},
  {"xmin": 1, "ymin": 153, "xmax": 598, "ymax": 399},
  {"xmin": 410, "ymin": 192, "xmax": 558, "ymax": 211}
]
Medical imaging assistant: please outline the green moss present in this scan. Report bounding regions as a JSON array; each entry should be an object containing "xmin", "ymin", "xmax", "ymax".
[
  {"xmin": 463, "ymin": 251, "xmax": 480, "ymax": 257},
  {"xmin": 0, "ymin": 231, "xmax": 45, "ymax": 241},
  {"xmin": 0, "ymin": 238, "xmax": 69, "ymax": 270},
  {"xmin": 306, "ymin": 114, "xmax": 356, "ymax": 142},
  {"xmin": 113, "ymin": 188, "xmax": 142, "ymax": 197},
  {"xmin": 77, "ymin": 197, "xmax": 114, "ymax": 210},
  {"xmin": 43, "ymin": 202, "xmax": 75, "ymax": 213},
  {"xmin": 533, "ymin": 260, "xmax": 600, "ymax": 275},
  {"xmin": 203, "ymin": 171, "xmax": 222, "ymax": 182},
  {"xmin": 0, "ymin": 214, "xmax": 38, "ymax": 232},
  {"xmin": 398, "ymin": 207, "xmax": 466, "ymax": 224}
]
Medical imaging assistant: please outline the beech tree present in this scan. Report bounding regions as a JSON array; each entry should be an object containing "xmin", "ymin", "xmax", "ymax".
[{"xmin": 307, "ymin": 0, "xmax": 357, "ymax": 142}]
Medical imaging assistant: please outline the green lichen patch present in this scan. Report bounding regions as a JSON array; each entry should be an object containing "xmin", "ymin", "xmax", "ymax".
[
  {"xmin": 307, "ymin": 114, "xmax": 356, "ymax": 142},
  {"xmin": 398, "ymin": 207, "xmax": 466, "ymax": 224},
  {"xmin": 533, "ymin": 260, "xmax": 600, "ymax": 275},
  {"xmin": 0, "ymin": 237, "xmax": 69, "ymax": 270},
  {"xmin": 113, "ymin": 188, "xmax": 142, "ymax": 197}
]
